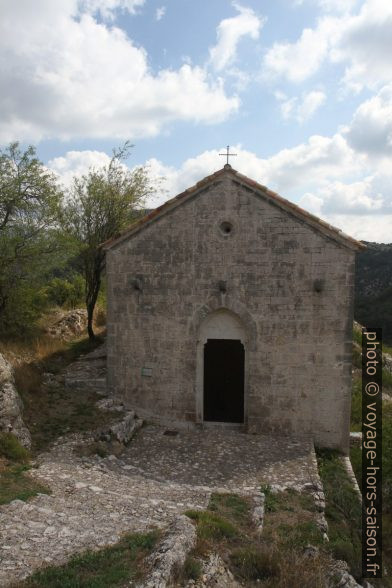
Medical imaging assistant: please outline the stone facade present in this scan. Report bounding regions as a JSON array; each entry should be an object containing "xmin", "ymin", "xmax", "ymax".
[{"xmin": 104, "ymin": 165, "xmax": 363, "ymax": 452}]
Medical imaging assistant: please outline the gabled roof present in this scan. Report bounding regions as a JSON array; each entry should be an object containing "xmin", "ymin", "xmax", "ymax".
[{"xmin": 102, "ymin": 164, "xmax": 365, "ymax": 252}]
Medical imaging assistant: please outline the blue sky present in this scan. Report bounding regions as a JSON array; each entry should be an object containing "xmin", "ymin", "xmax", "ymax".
[{"xmin": 1, "ymin": 0, "xmax": 391, "ymax": 241}]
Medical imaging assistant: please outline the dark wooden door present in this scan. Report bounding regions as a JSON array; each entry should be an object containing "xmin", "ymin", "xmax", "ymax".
[{"xmin": 203, "ymin": 338, "xmax": 244, "ymax": 423}]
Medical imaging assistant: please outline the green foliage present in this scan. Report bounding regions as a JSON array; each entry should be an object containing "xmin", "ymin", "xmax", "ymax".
[
  {"xmin": 0, "ymin": 142, "xmax": 69, "ymax": 335},
  {"xmin": 260, "ymin": 484, "xmax": 280, "ymax": 512},
  {"xmin": 182, "ymin": 556, "xmax": 202, "ymax": 581},
  {"xmin": 317, "ymin": 449, "xmax": 362, "ymax": 579},
  {"xmin": 208, "ymin": 493, "xmax": 249, "ymax": 522},
  {"xmin": 19, "ymin": 530, "xmax": 160, "ymax": 587},
  {"xmin": 278, "ymin": 520, "xmax": 323, "ymax": 549},
  {"xmin": 351, "ymin": 378, "xmax": 362, "ymax": 431},
  {"xmin": 0, "ymin": 432, "xmax": 30, "ymax": 462},
  {"xmin": 352, "ymin": 343, "xmax": 362, "ymax": 369},
  {"xmin": 62, "ymin": 142, "xmax": 158, "ymax": 339},
  {"xmin": 44, "ymin": 275, "xmax": 85, "ymax": 308},
  {"xmin": 355, "ymin": 243, "xmax": 392, "ymax": 345},
  {"xmin": 353, "ymin": 325, "xmax": 363, "ymax": 347},
  {"xmin": 185, "ymin": 509, "xmax": 238, "ymax": 540},
  {"xmin": 186, "ymin": 491, "xmax": 328, "ymax": 587},
  {"xmin": 0, "ymin": 282, "xmax": 49, "ymax": 337},
  {"xmin": 383, "ymin": 403, "xmax": 392, "ymax": 513}
]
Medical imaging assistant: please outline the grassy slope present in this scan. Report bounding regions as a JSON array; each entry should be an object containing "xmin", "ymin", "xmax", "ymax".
[
  {"xmin": 5, "ymin": 334, "xmax": 114, "ymax": 454},
  {"xmin": 350, "ymin": 324, "xmax": 392, "ymax": 586},
  {"xmin": 3, "ymin": 321, "xmax": 392, "ymax": 585},
  {"xmin": 181, "ymin": 491, "xmax": 330, "ymax": 587},
  {"xmin": 14, "ymin": 530, "xmax": 160, "ymax": 588},
  {"xmin": 0, "ymin": 330, "xmax": 116, "ymax": 505}
]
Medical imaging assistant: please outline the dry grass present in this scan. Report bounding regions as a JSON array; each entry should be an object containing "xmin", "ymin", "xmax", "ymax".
[
  {"xmin": 1, "ymin": 321, "xmax": 111, "ymax": 455},
  {"xmin": 0, "ymin": 306, "xmax": 105, "ymax": 366},
  {"xmin": 182, "ymin": 490, "xmax": 330, "ymax": 587},
  {"xmin": 0, "ymin": 336, "xmax": 66, "ymax": 366}
]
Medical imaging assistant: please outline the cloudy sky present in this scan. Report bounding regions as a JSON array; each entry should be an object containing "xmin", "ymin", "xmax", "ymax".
[{"xmin": 1, "ymin": 0, "xmax": 391, "ymax": 242}]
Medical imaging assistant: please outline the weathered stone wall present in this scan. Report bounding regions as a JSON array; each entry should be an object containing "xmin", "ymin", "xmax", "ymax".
[{"xmin": 106, "ymin": 172, "xmax": 356, "ymax": 452}]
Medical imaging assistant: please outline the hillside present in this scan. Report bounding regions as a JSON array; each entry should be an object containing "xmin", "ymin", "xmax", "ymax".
[{"xmin": 355, "ymin": 241, "xmax": 392, "ymax": 345}]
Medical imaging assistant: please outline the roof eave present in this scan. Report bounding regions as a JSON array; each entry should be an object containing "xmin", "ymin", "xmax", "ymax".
[{"xmin": 102, "ymin": 165, "xmax": 366, "ymax": 252}]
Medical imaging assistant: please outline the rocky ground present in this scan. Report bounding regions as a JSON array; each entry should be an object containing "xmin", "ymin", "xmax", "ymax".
[{"xmin": 0, "ymin": 344, "xmax": 321, "ymax": 586}]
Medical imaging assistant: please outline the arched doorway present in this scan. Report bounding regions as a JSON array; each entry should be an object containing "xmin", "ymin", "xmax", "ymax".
[{"xmin": 196, "ymin": 310, "xmax": 247, "ymax": 424}]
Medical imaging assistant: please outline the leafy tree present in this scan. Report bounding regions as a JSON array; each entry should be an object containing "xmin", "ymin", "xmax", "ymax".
[
  {"xmin": 63, "ymin": 143, "xmax": 158, "ymax": 339},
  {"xmin": 0, "ymin": 143, "xmax": 64, "ymax": 333},
  {"xmin": 44, "ymin": 275, "xmax": 85, "ymax": 309}
]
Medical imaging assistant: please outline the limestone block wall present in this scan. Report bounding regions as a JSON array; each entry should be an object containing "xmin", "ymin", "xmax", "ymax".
[{"xmin": 106, "ymin": 173, "xmax": 356, "ymax": 452}]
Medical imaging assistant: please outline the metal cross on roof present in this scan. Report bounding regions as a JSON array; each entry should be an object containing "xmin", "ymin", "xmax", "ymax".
[{"xmin": 219, "ymin": 145, "xmax": 237, "ymax": 166}]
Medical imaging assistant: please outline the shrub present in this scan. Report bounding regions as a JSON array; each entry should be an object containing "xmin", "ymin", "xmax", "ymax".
[
  {"xmin": 183, "ymin": 556, "xmax": 202, "ymax": 581},
  {"xmin": 230, "ymin": 546, "xmax": 279, "ymax": 581},
  {"xmin": 260, "ymin": 484, "xmax": 280, "ymax": 512},
  {"xmin": 0, "ymin": 432, "xmax": 30, "ymax": 462},
  {"xmin": 330, "ymin": 538, "xmax": 356, "ymax": 564},
  {"xmin": 45, "ymin": 275, "xmax": 84, "ymax": 309}
]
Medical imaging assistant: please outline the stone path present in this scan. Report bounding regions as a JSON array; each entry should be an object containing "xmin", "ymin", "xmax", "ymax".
[
  {"xmin": 1, "ymin": 425, "xmax": 317, "ymax": 586},
  {"xmin": 105, "ymin": 425, "xmax": 315, "ymax": 493},
  {"xmin": 0, "ymin": 343, "xmax": 319, "ymax": 586},
  {"xmin": 63, "ymin": 344, "xmax": 107, "ymax": 395}
]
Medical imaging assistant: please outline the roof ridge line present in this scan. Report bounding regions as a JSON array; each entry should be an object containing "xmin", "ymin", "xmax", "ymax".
[{"xmin": 102, "ymin": 166, "xmax": 365, "ymax": 251}]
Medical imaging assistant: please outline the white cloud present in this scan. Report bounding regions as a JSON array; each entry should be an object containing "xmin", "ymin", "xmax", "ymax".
[
  {"xmin": 81, "ymin": 0, "xmax": 145, "ymax": 20},
  {"xmin": 155, "ymin": 6, "xmax": 166, "ymax": 21},
  {"xmin": 48, "ymin": 150, "xmax": 112, "ymax": 187},
  {"xmin": 0, "ymin": 1, "xmax": 239, "ymax": 143},
  {"xmin": 140, "ymin": 135, "xmax": 361, "ymax": 203},
  {"xmin": 300, "ymin": 174, "xmax": 392, "ymax": 241},
  {"xmin": 300, "ymin": 177, "xmax": 387, "ymax": 216},
  {"xmin": 49, "ymin": 131, "xmax": 392, "ymax": 242},
  {"xmin": 328, "ymin": 214, "xmax": 392, "ymax": 242},
  {"xmin": 259, "ymin": 134, "xmax": 361, "ymax": 193},
  {"xmin": 276, "ymin": 90, "xmax": 326, "ymax": 122},
  {"xmin": 263, "ymin": 17, "xmax": 338, "ymax": 82},
  {"xmin": 345, "ymin": 84, "xmax": 392, "ymax": 155},
  {"xmin": 264, "ymin": 1, "xmax": 392, "ymax": 90},
  {"xmin": 295, "ymin": 0, "xmax": 358, "ymax": 14},
  {"xmin": 209, "ymin": 2, "xmax": 264, "ymax": 72},
  {"xmin": 143, "ymin": 142, "xmax": 390, "ymax": 242},
  {"xmin": 331, "ymin": 0, "xmax": 392, "ymax": 91}
]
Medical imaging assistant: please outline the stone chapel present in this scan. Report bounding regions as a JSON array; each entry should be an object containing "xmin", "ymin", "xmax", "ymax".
[{"xmin": 103, "ymin": 164, "xmax": 364, "ymax": 452}]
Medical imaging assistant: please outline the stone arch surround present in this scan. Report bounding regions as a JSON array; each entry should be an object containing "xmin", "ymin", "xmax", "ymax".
[{"xmin": 193, "ymin": 302, "xmax": 255, "ymax": 426}]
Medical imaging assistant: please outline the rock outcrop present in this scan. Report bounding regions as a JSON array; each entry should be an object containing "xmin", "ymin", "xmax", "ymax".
[
  {"xmin": 105, "ymin": 410, "xmax": 143, "ymax": 445},
  {"xmin": 145, "ymin": 515, "xmax": 197, "ymax": 587},
  {"xmin": 0, "ymin": 353, "xmax": 31, "ymax": 448},
  {"xmin": 45, "ymin": 309, "xmax": 87, "ymax": 340}
]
